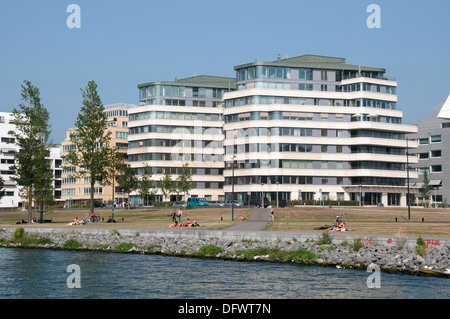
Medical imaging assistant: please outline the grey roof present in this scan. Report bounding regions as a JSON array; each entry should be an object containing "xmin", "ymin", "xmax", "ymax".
[
  {"xmin": 234, "ymin": 54, "xmax": 386, "ymax": 73},
  {"xmin": 138, "ymin": 75, "xmax": 236, "ymax": 89}
]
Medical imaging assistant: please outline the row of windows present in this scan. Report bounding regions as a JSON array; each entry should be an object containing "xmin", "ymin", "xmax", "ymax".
[
  {"xmin": 418, "ymin": 135, "xmax": 441, "ymax": 144},
  {"xmin": 105, "ymin": 109, "xmax": 128, "ymax": 118},
  {"xmin": 225, "ymin": 159, "xmax": 403, "ymax": 171},
  {"xmin": 226, "ymin": 143, "xmax": 348, "ymax": 154},
  {"xmin": 140, "ymin": 85, "xmax": 226, "ymax": 100},
  {"xmin": 226, "ymin": 127, "xmax": 312, "ymax": 138},
  {"xmin": 1, "ymin": 158, "xmax": 14, "ymax": 164},
  {"xmin": 418, "ymin": 150, "xmax": 442, "ymax": 159},
  {"xmin": 225, "ymin": 175, "xmax": 402, "ymax": 186},
  {"xmin": 418, "ymin": 165, "xmax": 443, "ymax": 173},
  {"xmin": 139, "ymin": 99, "xmax": 224, "ymax": 108},
  {"xmin": 340, "ymin": 83, "xmax": 396, "ymax": 94},
  {"xmin": 129, "ymin": 139, "xmax": 222, "ymax": 149},
  {"xmin": 227, "ymin": 127, "xmax": 403, "ymax": 140},
  {"xmin": 129, "ymin": 125, "xmax": 222, "ymax": 135},
  {"xmin": 350, "ymin": 161, "xmax": 405, "ymax": 171},
  {"xmin": 224, "ymin": 95, "xmax": 396, "ymax": 110},
  {"xmin": 350, "ymin": 130, "xmax": 405, "ymax": 140},
  {"xmin": 129, "ymin": 111, "xmax": 222, "ymax": 122},
  {"xmin": 351, "ymin": 146, "xmax": 405, "ymax": 156},
  {"xmin": 226, "ymin": 143, "xmax": 314, "ymax": 154},
  {"xmin": 128, "ymin": 153, "xmax": 223, "ymax": 163},
  {"xmin": 133, "ymin": 167, "xmax": 224, "ymax": 176},
  {"xmin": 140, "ymin": 85, "xmax": 186, "ymax": 99},
  {"xmin": 238, "ymin": 66, "xmax": 293, "ymax": 81},
  {"xmin": 61, "ymin": 188, "xmax": 103, "ymax": 195},
  {"xmin": 1, "ymin": 137, "xmax": 15, "ymax": 143}
]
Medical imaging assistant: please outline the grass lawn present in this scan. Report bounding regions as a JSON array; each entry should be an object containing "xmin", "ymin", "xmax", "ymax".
[
  {"xmin": 1, "ymin": 205, "xmax": 450, "ymax": 237},
  {"xmin": 0, "ymin": 206, "xmax": 253, "ymax": 230},
  {"xmin": 265, "ymin": 205, "xmax": 450, "ymax": 237}
]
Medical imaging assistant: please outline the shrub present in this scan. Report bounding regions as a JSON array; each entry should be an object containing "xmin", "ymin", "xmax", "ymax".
[
  {"xmin": 415, "ymin": 236, "xmax": 427, "ymax": 256},
  {"xmin": 196, "ymin": 245, "xmax": 224, "ymax": 257},
  {"xmin": 115, "ymin": 242, "xmax": 136, "ymax": 251},
  {"xmin": 110, "ymin": 229, "xmax": 120, "ymax": 236},
  {"xmin": 316, "ymin": 232, "xmax": 333, "ymax": 245},
  {"xmin": 13, "ymin": 228, "xmax": 25, "ymax": 240},
  {"xmin": 352, "ymin": 237, "xmax": 362, "ymax": 251},
  {"xmin": 62, "ymin": 239, "xmax": 83, "ymax": 250},
  {"xmin": 286, "ymin": 247, "xmax": 319, "ymax": 262}
]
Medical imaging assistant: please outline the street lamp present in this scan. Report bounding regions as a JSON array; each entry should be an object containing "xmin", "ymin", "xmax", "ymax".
[
  {"xmin": 406, "ymin": 138, "xmax": 411, "ymax": 222},
  {"xmin": 261, "ymin": 183, "xmax": 264, "ymax": 208},
  {"xmin": 359, "ymin": 184, "xmax": 362, "ymax": 207},
  {"xmin": 276, "ymin": 181, "xmax": 279, "ymax": 208}
]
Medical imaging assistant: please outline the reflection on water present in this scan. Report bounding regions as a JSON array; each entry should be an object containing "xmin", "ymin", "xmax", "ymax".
[{"xmin": 0, "ymin": 248, "xmax": 448, "ymax": 299}]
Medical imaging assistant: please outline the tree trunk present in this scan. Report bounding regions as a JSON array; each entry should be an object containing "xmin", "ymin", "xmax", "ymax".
[
  {"xmin": 90, "ymin": 180, "xmax": 95, "ymax": 215},
  {"xmin": 28, "ymin": 185, "xmax": 33, "ymax": 223}
]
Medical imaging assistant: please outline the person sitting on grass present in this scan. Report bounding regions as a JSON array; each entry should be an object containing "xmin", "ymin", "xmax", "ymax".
[
  {"xmin": 169, "ymin": 221, "xmax": 178, "ymax": 228},
  {"xmin": 181, "ymin": 218, "xmax": 192, "ymax": 227},
  {"xmin": 192, "ymin": 218, "xmax": 200, "ymax": 227},
  {"xmin": 329, "ymin": 220, "xmax": 345, "ymax": 232}
]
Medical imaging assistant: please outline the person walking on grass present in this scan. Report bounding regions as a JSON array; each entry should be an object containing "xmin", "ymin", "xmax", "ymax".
[{"xmin": 178, "ymin": 208, "xmax": 183, "ymax": 224}]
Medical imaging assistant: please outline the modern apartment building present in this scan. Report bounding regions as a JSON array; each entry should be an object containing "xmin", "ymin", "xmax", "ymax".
[
  {"xmin": 127, "ymin": 75, "xmax": 235, "ymax": 204},
  {"xmin": 409, "ymin": 99, "xmax": 450, "ymax": 206},
  {"xmin": 222, "ymin": 54, "xmax": 419, "ymax": 207},
  {"xmin": 0, "ymin": 112, "xmax": 63, "ymax": 208},
  {"xmin": 0, "ymin": 112, "xmax": 23, "ymax": 208},
  {"xmin": 60, "ymin": 103, "xmax": 133, "ymax": 206}
]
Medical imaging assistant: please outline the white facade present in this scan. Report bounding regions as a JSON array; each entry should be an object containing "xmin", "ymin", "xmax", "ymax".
[
  {"xmin": 0, "ymin": 112, "xmax": 63, "ymax": 208},
  {"xmin": 0, "ymin": 112, "xmax": 23, "ymax": 208},
  {"xmin": 223, "ymin": 55, "xmax": 420, "ymax": 207}
]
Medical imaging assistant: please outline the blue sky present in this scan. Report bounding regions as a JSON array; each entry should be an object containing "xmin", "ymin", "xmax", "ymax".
[{"xmin": 1, "ymin": 0, "xmax": 449, "ymax": 143}]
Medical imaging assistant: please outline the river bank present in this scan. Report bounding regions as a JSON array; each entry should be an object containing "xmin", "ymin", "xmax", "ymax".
[{"xmin": 0, "ymin": 226, "xmax": 449, "ymax": 278}]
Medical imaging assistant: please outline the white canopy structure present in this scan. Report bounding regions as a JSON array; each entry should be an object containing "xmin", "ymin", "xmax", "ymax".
[{"xmin": 437, "ymin": 94, "xmax": 450, "ymax": 119}]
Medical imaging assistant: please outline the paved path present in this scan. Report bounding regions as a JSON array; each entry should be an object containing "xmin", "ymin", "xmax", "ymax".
[{"xmin": 226, "ymin": 207, "xmax": 272, "ymax": 231}]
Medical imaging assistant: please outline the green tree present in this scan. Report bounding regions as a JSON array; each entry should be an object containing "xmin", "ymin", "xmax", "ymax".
[
  {"xmin": 116, "ymin": 164, "xmax": 138, "ymax": 209},
  {"xmin": 176, "ymin": 162, "xmax": 193, "ymax": 206},
  {"xmin": 421, "ymin": 170, "xmax": 430, "ymax": 207},
  {"xmin": 63, "ymin": 80, "xmax": 115, "ymax": 215},
  {"xmin": 9, "ymin": 81, "xmax": 52, "ymax": 223},
  {"xmin": 137, "ymin": 164, "xmax": 155, "ymax": 206},
  {"xmin": 160, "ymin": 170, "xmax": 175, "ymax": 201},
  {"xmin": 0, "ymin": 176, "xmax": 6, "ymax": 201}
]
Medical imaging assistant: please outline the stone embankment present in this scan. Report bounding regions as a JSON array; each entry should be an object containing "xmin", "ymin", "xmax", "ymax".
[{"xmin": 0, "ymin": 227, "xmax": 449, "ymax": 277}]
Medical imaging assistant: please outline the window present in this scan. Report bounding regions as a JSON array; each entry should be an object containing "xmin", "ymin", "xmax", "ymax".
[
  {"xmin": 1, "ymin": 137, "xmax": 15, "ymax": 143},
  {"xmin": 431, "ymin": 150, "xmax": 441, "ymax": 157},
  {"xmin": 430, "ymin": 135, "xmax": 441, "ymax": 143},
  {"xmin": 298, "ymin": 68, "xmax": 312, "ymax": 80},
  {"xmin": 418, "ymin": 138, "xmax": 429, "ymax": 145},
  {"xmin": 321, "ymin": 85, "xmax": 328, "ymax": 91},
  {"xmin": 431, "ymin": 165, "xmax": 442, "ymax": 172},
  {"xmin": 419, "ymin": 153, "xmax": 429, "ymax": 159},
  {"xmin": 192, "ymin": 87, "xmax": 206, "ymax": 98},
  {"xmin": 321, "ymin": 70, "xmax": 328, "ymax": 81},
  {"xmin": 299, "ymin": 83, "xmax": 313, "ymax": 91}
]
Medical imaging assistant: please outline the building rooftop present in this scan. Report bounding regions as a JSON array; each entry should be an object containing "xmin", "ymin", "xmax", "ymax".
[
  {"xmin": 137, "ymin": 75, "xmax": 236, "ymax": 90},
  {"xmin": 234, "ymin": 54, "xmax": 386, "ymax": 73}
]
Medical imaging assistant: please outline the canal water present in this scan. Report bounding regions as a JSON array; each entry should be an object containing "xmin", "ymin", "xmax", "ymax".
[{"xmin": 0, "ymin": 248, "xmax": 448, "ymax": 299}]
